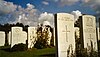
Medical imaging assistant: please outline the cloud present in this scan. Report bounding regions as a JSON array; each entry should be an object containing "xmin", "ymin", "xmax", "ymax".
[
  {"xmin": 82, "ymin": 0, "xmax": 100, "ymax": 14},
  {"xmin": 71, "ymin": 10, "xmax": 82, "ymax": 22},
  {"xmin": 0, "ymin": 1, "xmax": 54, "ymax": 27},
  {"xmin": 43, "ymin": 21, "xmax": 51, "ymax": 26},
  {"xmin": 45, "ymin": 0, "xmax": 58, "ymax": 2},
  {"xmin": 0, "ymin": 0, "xmax": 39, "ymax": 26},
  {"xmin": 0, "ymin": 0, "xmax": 17, "ymax": 24},
  {"xmin": 42, "ymin": 1, "xmax": 49, "ymax": 5},
  {"xmin": 38, "ymin": 12, "xmax": 54, "ymax": 27},
  {"xmin": 45, "ymin": 0, "xmax": 80, "ymax": 6},
  {"xmin": 60, "ymin": 0, "xmax": 80, "ymax": 6},
  {"xmin": 26, "ymin": 3, "xmax": 35, "ymax": 10},
  {"xmin": 0, "ymin": 0, "xmax": 17, "ymax": 15},
  {"xmin": 9, "ymin": 3, "xmax": 39, "ymax": 26}
]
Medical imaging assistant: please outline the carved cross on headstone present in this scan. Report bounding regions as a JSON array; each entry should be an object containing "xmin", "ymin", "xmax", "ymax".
[
  {"xmin": 88, "ymin": 34, "xmax": 93, "ymax": 41},
  {"xmin": 62, "ymin": 25, "xmax": 70, "ymax": 42},
  {"xmin": 65, "ymin": 25, "xmax": 70, "ymax": 42},
  {"xmin": 88, "ymin": 34, "xmax": 94, "ymax": 48}
]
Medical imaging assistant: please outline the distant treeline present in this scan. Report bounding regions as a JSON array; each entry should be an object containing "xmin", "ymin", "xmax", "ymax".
[{"xmin": 0, "ymin": 22, "xmax": 29, "ymax": 32}]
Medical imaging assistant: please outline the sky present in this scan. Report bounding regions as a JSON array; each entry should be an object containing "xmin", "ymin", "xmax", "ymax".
[
  {"xmin": 4, "ymin": 0, "xmax": 97, "ymax": 14},
  {"xmin": 0, "ymin": 0, "xmax": 99, "ymax": 26}
]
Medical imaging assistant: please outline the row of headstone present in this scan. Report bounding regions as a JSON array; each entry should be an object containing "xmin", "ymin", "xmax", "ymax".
[
  {"xmin": 0, "ymin": 26, "xmax": 54, "ymax": 48},
  {"xmin": 7, "ymin": 27, "xmax": 37, "ymax": 48},
  {"xmin": 54, "ymin": 13, "xmax": 99, "ymax": 57}
]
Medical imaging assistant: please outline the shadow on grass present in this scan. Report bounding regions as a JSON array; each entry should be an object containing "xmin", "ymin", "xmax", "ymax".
[
  {"xmin": 0, "ymin": 46, "xmax": 12, "ymax": 52},
  {"xmin": 40, "ymin": 54, "xmax": 55, "ymax": 57}
]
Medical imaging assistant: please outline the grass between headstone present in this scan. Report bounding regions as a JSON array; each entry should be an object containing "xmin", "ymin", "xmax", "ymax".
[{"xmin": 0, "ymin": 46, "xmax": 56, "ymax": 57}]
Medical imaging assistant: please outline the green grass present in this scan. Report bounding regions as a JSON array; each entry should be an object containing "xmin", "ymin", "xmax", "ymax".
[{"xmin": 0, "ymin": 46, "xmax": 56, "ymax": 57}]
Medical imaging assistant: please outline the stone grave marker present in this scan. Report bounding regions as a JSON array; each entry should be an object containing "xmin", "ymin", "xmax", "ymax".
[
  {"xmin": 80, "ymin": 15, "xmax": 98, "ymax": 51},
  {"xmin": 28, "ymin": 27, "xmax": 37, "ymax": 48},
  {"xmin": 54, "ymin": 13, "xmax": 75, "ymax": 57},
  {"xmin": 0, "ymin": 31, "xmax": 5, "ymax": 46},
  {"xmin": 11, "ymin": 27, "xmax": 23, "ymax": 47}
]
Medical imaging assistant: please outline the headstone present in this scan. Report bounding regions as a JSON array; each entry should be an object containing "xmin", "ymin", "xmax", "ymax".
[
  {"xmin": 11, "ymin": 27, "xmax": 23, "ymax": 47},
  {"xmin": 97, "ymin": 28, "xmax": 100, "ymax": 40},
  {"xmin": 80, "ymin": 15, "xmax": 98, "ymax": 51},
  {"xmin": 8, "ymin": 31, "xmax": 11, "ymax": 45},
  {"xmin": 28, "ymin": 27, "xmax": 37, "ymax": 48},
  {"xmin": 54, "ymin": 13, "xmax": 75, "ymax": 57},
  {"xmin": 0, "ymin": 31, "xmax": 5, "ymax": 46},
  {"xmin": 53, "ymin": 28, "xmax": 55, "ymax": 46}
]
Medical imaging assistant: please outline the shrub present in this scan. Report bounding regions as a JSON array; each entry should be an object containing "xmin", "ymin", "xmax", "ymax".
[{"xmin": 11, "ymin": 43, "xmax": 27, "ymax": 51}]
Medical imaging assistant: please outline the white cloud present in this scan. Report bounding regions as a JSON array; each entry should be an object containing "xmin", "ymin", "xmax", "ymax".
[
  {"xmin": 82, "ymin": 0, "xmax": 100, "ymax": 14},
  {"xmin": 42, "ymin": 1, "xmax": 49, "ymax": 5},
  {"xmin": 9, "ymin": 3, "xmax": 39, "ymax": 26},
  {"xmin": 71, "ymin": 10, "xmax": 82, "ymax": 22},
  {"xmin": 60, "ymin": 0, "xmax": 80, "ymax": 6},
  {"xmin": 0, "ymin": 1, "xmax": 53, "ymax": 27},
  {"xmin": 45, "ymin": 0, "xmax": 58, "ymax": 2},
  {"xmin": 45, "ymin": 0, "xmax": 80, "ymax": 6},
  {"xmin": 0, "ymin": 1, "xmax": 39, "ymax": 26},
  {"xmin": 38, "ymin": 12, "xmax": 54, "ymax": 27},
  {"xmin": 43, "ymin": 21, "xmax": 51, "ymax": 26},
  {"xmin": 0, "ymin": 0, "xmax": 17, "ymax": 15},
  {"xmin": 26, "ymin": 3, "xmax": 35, "ymax": 10}
]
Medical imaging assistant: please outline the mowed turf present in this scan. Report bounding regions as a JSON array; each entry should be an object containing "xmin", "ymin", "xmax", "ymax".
[{"xmin": 0, "ymin": 46, "xmax": 56, "ymax": 57}]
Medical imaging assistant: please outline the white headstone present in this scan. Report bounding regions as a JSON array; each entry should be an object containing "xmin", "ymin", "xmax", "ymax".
[
  {"xmin": 0, "ymin": 31, "xmax": 5, "ymax": 46},
  {"xmin": 11, "ymin": 27, "xmax": 23, "ymax": 47},
  {"xmin": 53, "ymin": 28, "xmax": 55, "ymax": 46},
  {"xmin": 97, "ymin": 28, "xmax": 100, "ymax": 40},
  {"xmin": 80, "ymin": 15, "xmax": 98, "ymax": 51},
  {"xmin": 28, "ymin": 27, "xmax": 37, "ymax": 48},
  {"xmin": 8, "ymin": 31, "xmax": 11, "ymax": 45},
  {"xmin": 55, "ymin": 13, "xmax": 75, "ymax": 57}
]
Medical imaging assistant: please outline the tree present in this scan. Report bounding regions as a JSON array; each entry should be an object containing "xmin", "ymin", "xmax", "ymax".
[{"xmin": 34, "ymin": 25, "xmax": 52, "ymax": 49}]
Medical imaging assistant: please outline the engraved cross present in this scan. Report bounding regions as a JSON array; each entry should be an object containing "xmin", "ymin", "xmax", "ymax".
[{"xmin": 88, "ymin": 34, "xmax": 93, "ymax": 40}]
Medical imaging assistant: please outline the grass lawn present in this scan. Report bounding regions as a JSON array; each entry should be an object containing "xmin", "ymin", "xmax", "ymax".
[{"xmin": 0, "ymin": 46, "xmax": 56, "ymax": 57}]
